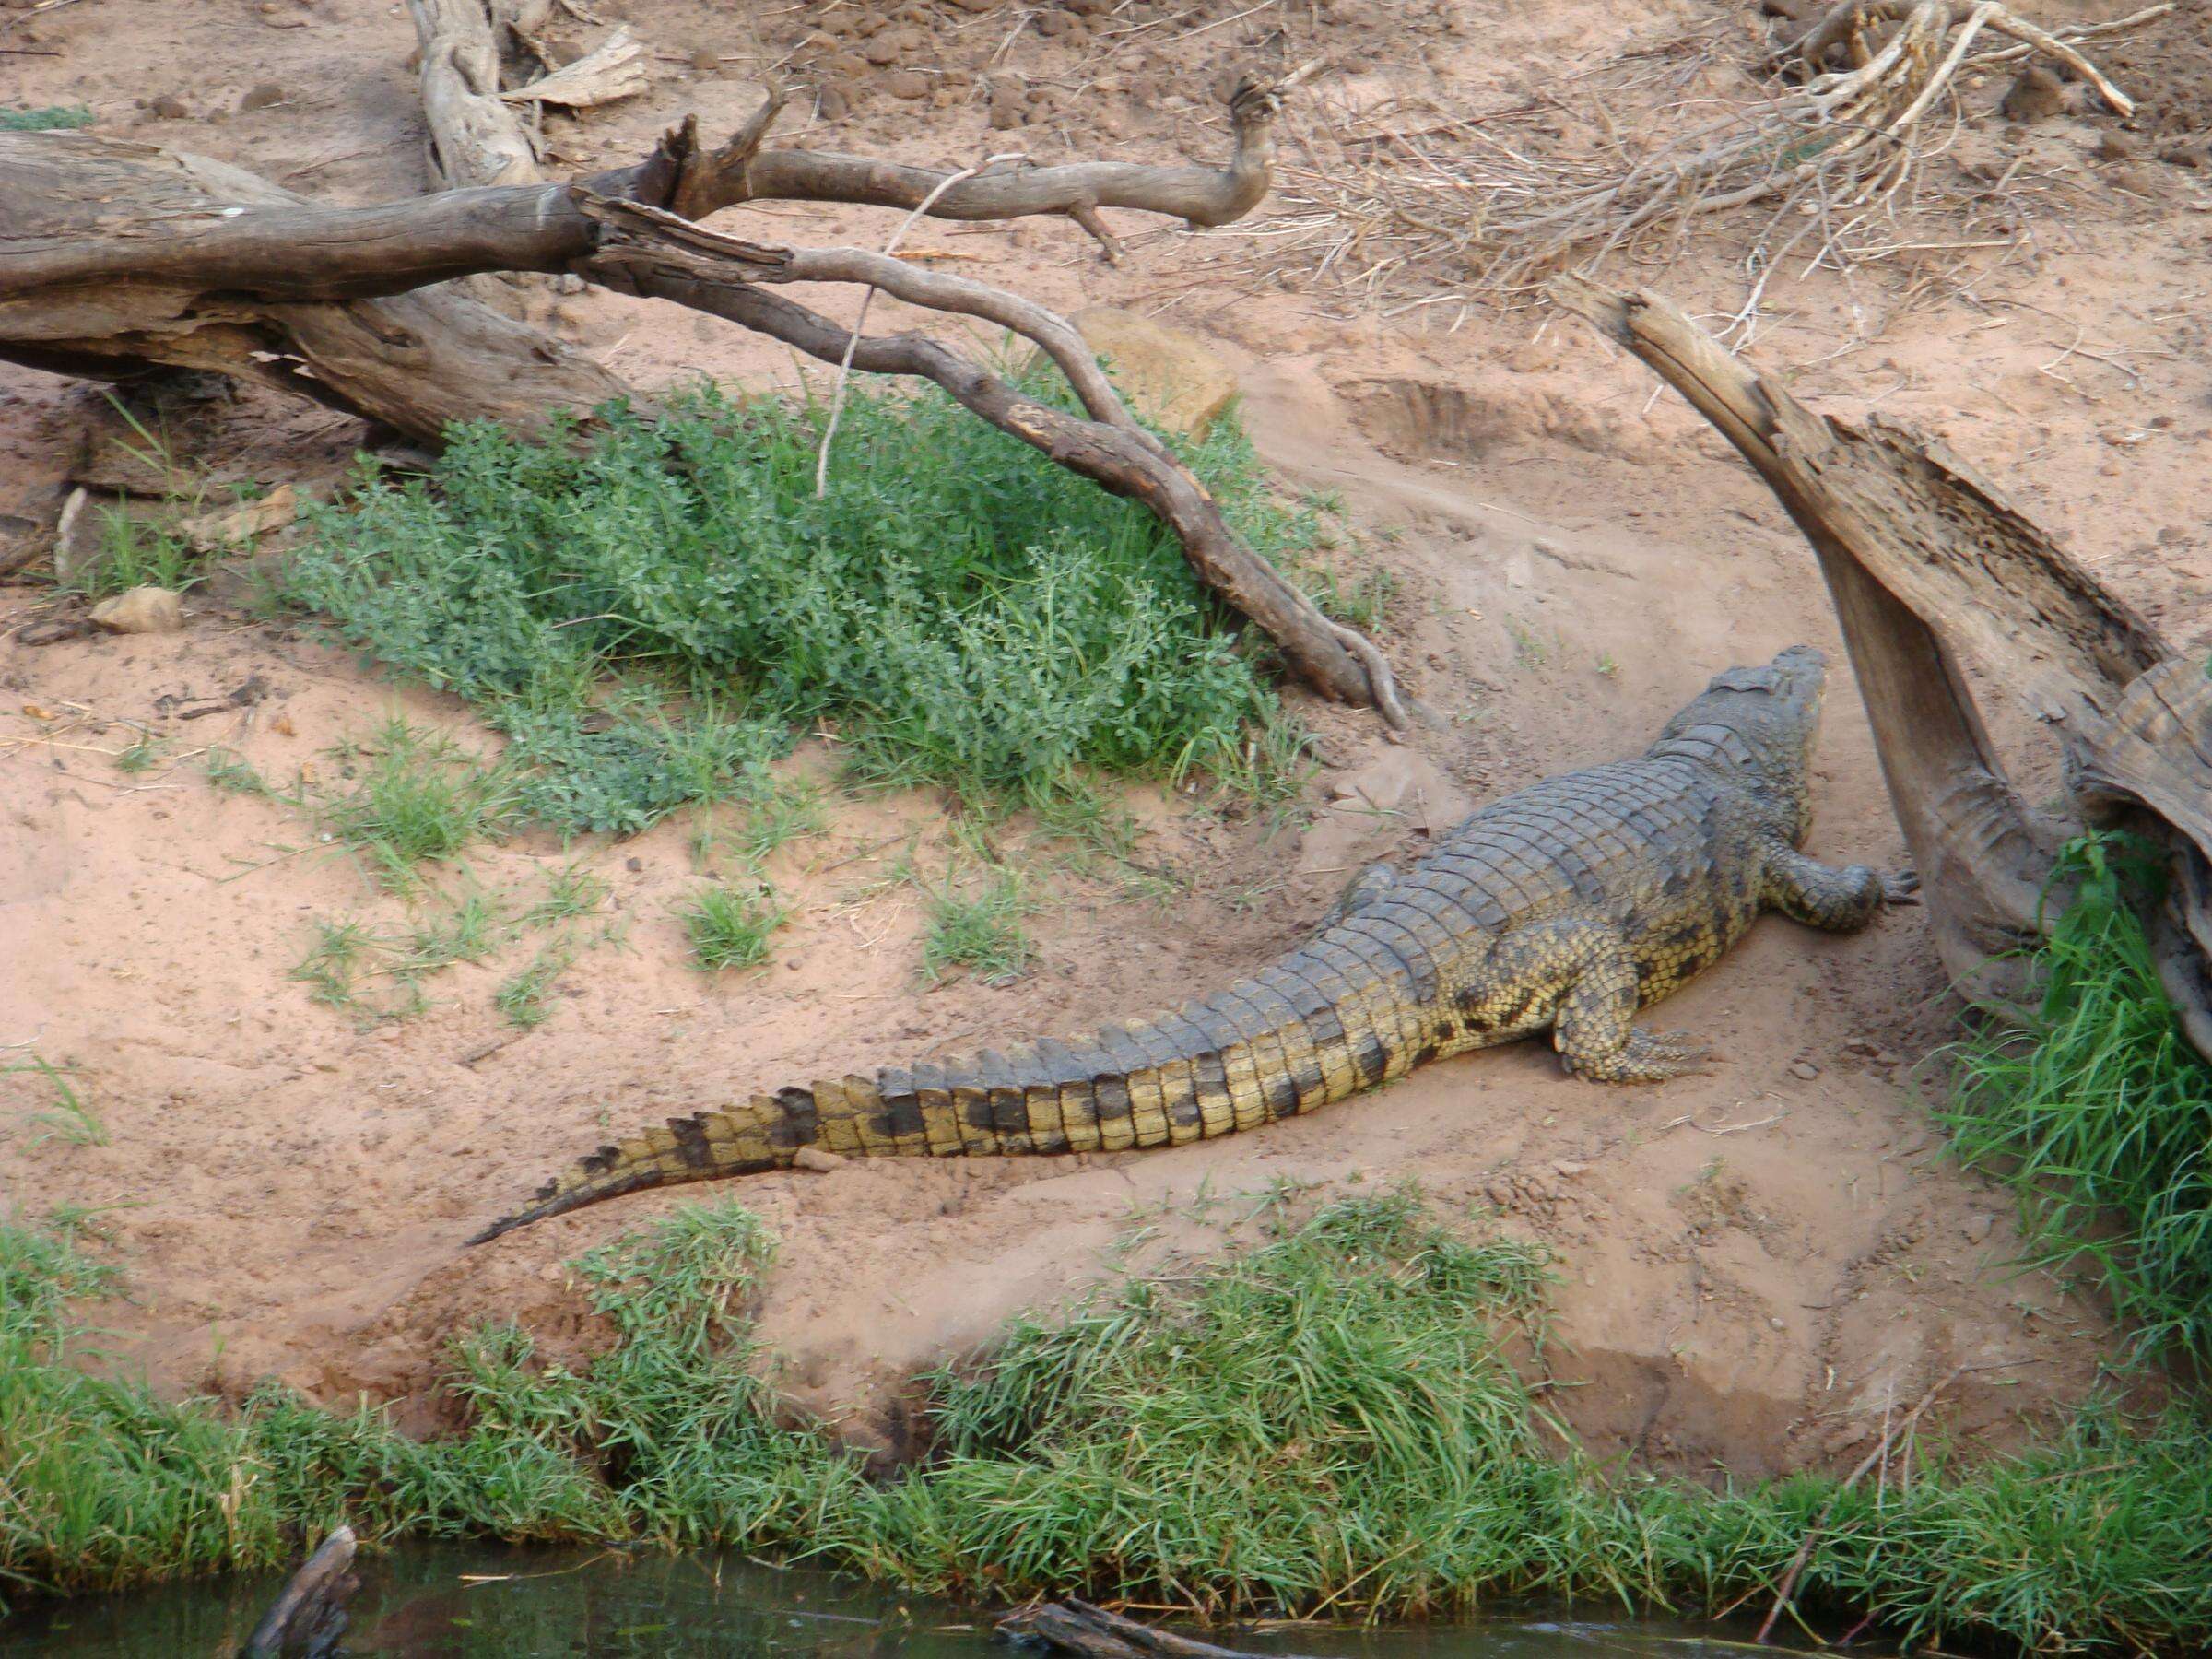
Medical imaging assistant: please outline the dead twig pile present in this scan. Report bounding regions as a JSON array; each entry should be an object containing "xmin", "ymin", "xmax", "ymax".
[{"xmin": 1237, "ymin": 2, "xmax": 2162, "ymax": 326}]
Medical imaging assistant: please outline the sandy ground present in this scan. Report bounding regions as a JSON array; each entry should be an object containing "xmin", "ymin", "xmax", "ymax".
[{"xmin": 4, "ymin": 0, "xmax": 2207, "ymax": 1476}]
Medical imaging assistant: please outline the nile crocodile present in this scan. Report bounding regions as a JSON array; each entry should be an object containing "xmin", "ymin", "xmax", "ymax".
[{"xmin": 469, "ymin": 646, "xmax": 1912, "ymax": 1243}]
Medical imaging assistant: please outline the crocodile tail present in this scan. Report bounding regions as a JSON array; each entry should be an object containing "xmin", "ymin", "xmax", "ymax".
[{"xmin": 468, "ymin": 938, "xmax": 1440, "ymax": 1244}]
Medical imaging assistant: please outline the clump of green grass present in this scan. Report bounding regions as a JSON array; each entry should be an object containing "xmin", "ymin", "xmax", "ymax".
[
  {"xmin": 2, "ymin": 1196, "xmax": 2211, "ymax": 1653},
  {"xmin": 202, "ymin": 748, "xmax": 269, "ymax": 796},
  {"xmin": 112, "ymin": 735, "xmax": 163, "ymax": 775},
  {"xmin": 0, "ymin": 1204, "xmax": 865, "ymax": 1609},
  {"xmin": 680, "ymin": 884, "xmax": 785, "ymax": 972},
  {"xmin": 522, "ymin": 862, "xmax": 608, "ymax": 928},
  {"xmin": 289, "ymin": 916, "xmax": 380, "ymax": 1010},
  {"xmin": 494, "ymin": 941, "xmax": 575, "ymax": 1028},
  {"xmin": 1943, "ymin": 832, "xmax": 2212, "ymax": 1363},
  {"xmin": 69, "ymin": 506, "xmax": 204, "ymax": 600},
  {"xmin": 6, "ymin": 1058, "xmax": 107, "ymax": 1148},
  {"xmin": 402, "ymin": 885, "xmax": 506, "ymax": 973},
  {"xmin": 919, "ymin": 866, "xmax": 1037, "ymax": 986},
  {"xmin": 320, "ymin": 716, "xmax": 515, "ymax": 888},
  {"xmin": 1, "ymin": 105, "xmax": 94, "ymax": 131},
  {"xmin": 283, "ymin": 385, "xmax": 1317, "ymax": 832}
]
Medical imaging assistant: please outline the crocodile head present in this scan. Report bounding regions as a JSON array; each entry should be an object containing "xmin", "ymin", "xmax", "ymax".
[{"xmin": 1651, "ymin": 645, "xmax": 1827, "ymax": 841}]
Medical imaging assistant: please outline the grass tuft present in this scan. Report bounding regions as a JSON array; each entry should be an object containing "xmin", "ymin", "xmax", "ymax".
[
  {"xmin": 1942, "ymin": 832, "xmax": 2212, "ymax": 1363},
  {"xmin": 1, "ymin": 105, "xmax": 94, "ymax": 131},
  {"xmin": 680, "ymin": 884, "xmax": 785, "ymax": 972},
  {"xmin": 202, "ymin": 748, "xmax": 270, "ymax": 796},
  {"xmin": 320, "ymin": 716, "xmax": 514, "ymax": 888},
  {"xmin": 919, "ymin": 865, "xmax": 1037, "ymax": 986},
  {"xmin": 6, "ymin": 1059, "xmax": 108, "ymax": 1148},
  {"xmin": 282, "ymin": 386, "xmax": 1317, "ymax": 830}
]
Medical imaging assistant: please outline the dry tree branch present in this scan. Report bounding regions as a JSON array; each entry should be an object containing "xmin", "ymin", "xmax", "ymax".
[
  {"xmin": 816, "ymin": 150, "xmax": 1029, "ymax": 499},
  {"xmin": 0, "ymin": 76, "xmax": 1406, "ymax": 724}
]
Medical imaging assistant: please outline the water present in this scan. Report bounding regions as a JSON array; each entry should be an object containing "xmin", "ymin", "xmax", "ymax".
[{"xmin": 1, "ymin": 1546, "xmax": 1846, "ymax": 1658}]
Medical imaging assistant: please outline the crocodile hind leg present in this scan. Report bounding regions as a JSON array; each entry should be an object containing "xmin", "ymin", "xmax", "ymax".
[
  {"xmin": 1763, "ymin": 847, "xmax": 1920, "ymax": 933},
  {"xmin": 1552, "ymin": 945, "xmax": 1709, "ymax": 1083},
  {"xmin": 1465, "ymin": 920, "xmax": 1707, "ymax": 1084}
]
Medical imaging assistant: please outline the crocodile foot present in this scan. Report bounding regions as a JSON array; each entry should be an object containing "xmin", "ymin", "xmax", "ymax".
[{"xmin": 1562, "ymin": 1026, "xmax": 1710, "ymax": 1084}]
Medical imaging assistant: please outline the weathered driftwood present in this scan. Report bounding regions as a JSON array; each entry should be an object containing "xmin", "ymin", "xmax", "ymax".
[
  {"xmin": 0, "ymin": 132, "xmax": 631, "ymax": 438},
  {"xmin": 1555, "ymin": 281, "xmax": 2212, "ymax": 1053},
  {"xmin": 239, "ymin": 1525, "xmax": 357, "ymax": 1659},
  {"xmin": 504, "ymin": 25, "xmax": 649, "ymax": 110},
  {"xmin": 408, "ymin": 0, "xmax": 546, "ymax": 187},
  {"xmin": 998, "ymin": 1598, "xmax": 1274, "ymax": 1659},
  {"xmin": 0, "ymin": 85, "xmax": 1398, "ymax": 718}
]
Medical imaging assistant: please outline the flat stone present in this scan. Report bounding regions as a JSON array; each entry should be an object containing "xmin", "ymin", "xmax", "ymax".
[
  {"xmin": 793, "ymin": 1146, "xmax": 848, "ymax": 1172},
  {"xmin": 89, "ymin": 585, "xmax": 184, "ymax": 634}
]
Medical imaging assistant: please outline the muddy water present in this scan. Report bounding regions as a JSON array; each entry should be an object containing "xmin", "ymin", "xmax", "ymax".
[{"xmin": 2, "ymin": 1548, "xmax": 1855, "ymax": 1657}]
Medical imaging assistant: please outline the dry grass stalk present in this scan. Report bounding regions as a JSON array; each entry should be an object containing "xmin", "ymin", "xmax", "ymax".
[{"xmin": 1230, "ymin": 2, "xmax": 2154, "ymax": 324}]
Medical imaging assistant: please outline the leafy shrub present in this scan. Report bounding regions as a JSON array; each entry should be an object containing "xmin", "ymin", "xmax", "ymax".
[{"xmin": 285, "ymin": 387, "xmax": 1316, "ymax": 832}]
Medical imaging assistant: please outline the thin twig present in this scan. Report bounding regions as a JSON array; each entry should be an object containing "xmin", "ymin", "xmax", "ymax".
[
  {"xmin": 1755, "ymin": 1365, "xmax": 1963, "ymax": 1643},
  {"xmin": 815, "ymin": 151, "xmax": 1025, "ymax": 497}
]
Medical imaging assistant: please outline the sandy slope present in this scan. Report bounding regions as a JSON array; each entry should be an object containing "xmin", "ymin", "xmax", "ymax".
[{"xmin": 4, "ymin": 0, "xmax": 2206, "ymax": 1472}]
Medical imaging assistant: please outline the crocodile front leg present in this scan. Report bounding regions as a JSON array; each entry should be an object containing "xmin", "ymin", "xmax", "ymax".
[{"xmin": 1762, "ymin": 847, "xmax": 1919, "ymax": 933}]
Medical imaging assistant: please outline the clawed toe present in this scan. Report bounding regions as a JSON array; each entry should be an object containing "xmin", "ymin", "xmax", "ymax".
[
  {"xmin": 1566, "ymin": 1027, "xmax": 1712, "ymax": 1083},
  {"xmin": 1883, "ymin": 868, "xmax": 1922, "ymax": 905}
]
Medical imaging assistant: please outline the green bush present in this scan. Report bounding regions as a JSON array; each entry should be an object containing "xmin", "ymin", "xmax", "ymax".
[
  {"xmin": 1, "ymin": 106, "xmax": 94, "ymax": 131},
  {"xmin": 1943, "ymin": 833, "xmax": 2212, "ymax": 1362},
  {"xmin": 284, "ymin": 387, "xmax": 1315, "ymax": 832}
]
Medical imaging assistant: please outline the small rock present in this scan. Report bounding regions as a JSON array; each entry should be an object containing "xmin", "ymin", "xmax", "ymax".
[
  {"xmin": 1035, "ymin": 9, "xmax": 1076, "ymax": 34},
  {"xmin": 625, "ymin": 856, "xmax": 644, "ymax": 873},
  {"xmin": 1769, "ymin": 1316, "xmax": 1786, "ymax": 1331},
  {"xmin": 689, "ymin": 47, "xmax": 720, "ymax": 72},
  {"xmin": 2000, "ymin": 65, "xmax": 2065, "ymax": 123},
  {"xmin": 1963, "ymin": 1211, "xmax": 1994, "ymax": 1244},
  {"xmin": 861, "ymin": 34, "xmax": 901, "ymax": 65},
  {"xmin": 793, "ymin": 1146, "xmax": 847, "ymax": 1172},
  {"xmin": 884, "ymin": 70, "xmax": 929, "ymax": 100},
  {"xmin": 1789, "ymin": 1059, "xmax": 1820, "ymax": 1080},
  {"xmin": 2097, "ymin": 130, "xmax": 2142, "ymax": 161},
  {"xmin": 148, "ymin": 93, "xmax": 189, "ymax": 120},
  {"xmin": 239, "ymin": 81, "xmax": 288, "ymax": 112},
  {"xmin": 987, "ymin": 90, "xmax": 1025, "ymax": 128},
  {"xmin": 815, "ymin": 83, "xmax": 852, "ymax": 121},
  {"xmin": 89, "ymin": 584, "xmax": 183, "ymax": 635}
]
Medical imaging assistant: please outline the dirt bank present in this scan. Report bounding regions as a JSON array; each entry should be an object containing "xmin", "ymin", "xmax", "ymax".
[{"xmin": 5, "ymin": 0, "xmax": 2206, "ymax": 1474}]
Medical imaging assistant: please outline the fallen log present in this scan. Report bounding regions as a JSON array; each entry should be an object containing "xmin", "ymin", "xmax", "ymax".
[
  {"xmin": 239, "ymin": 1525, "xmax": 357, "ymax": 1659},
  {"xmin": 0, "ymin": 82, "xmax": 1400, "ymax": 719},
  {"xmin": 1554, "ymin": 280, "xmax": 2212, "ymax": 1053},
  {"xmin": 998, "ymin": 1598, "xmax": 1275, "ymax": 1659}
]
